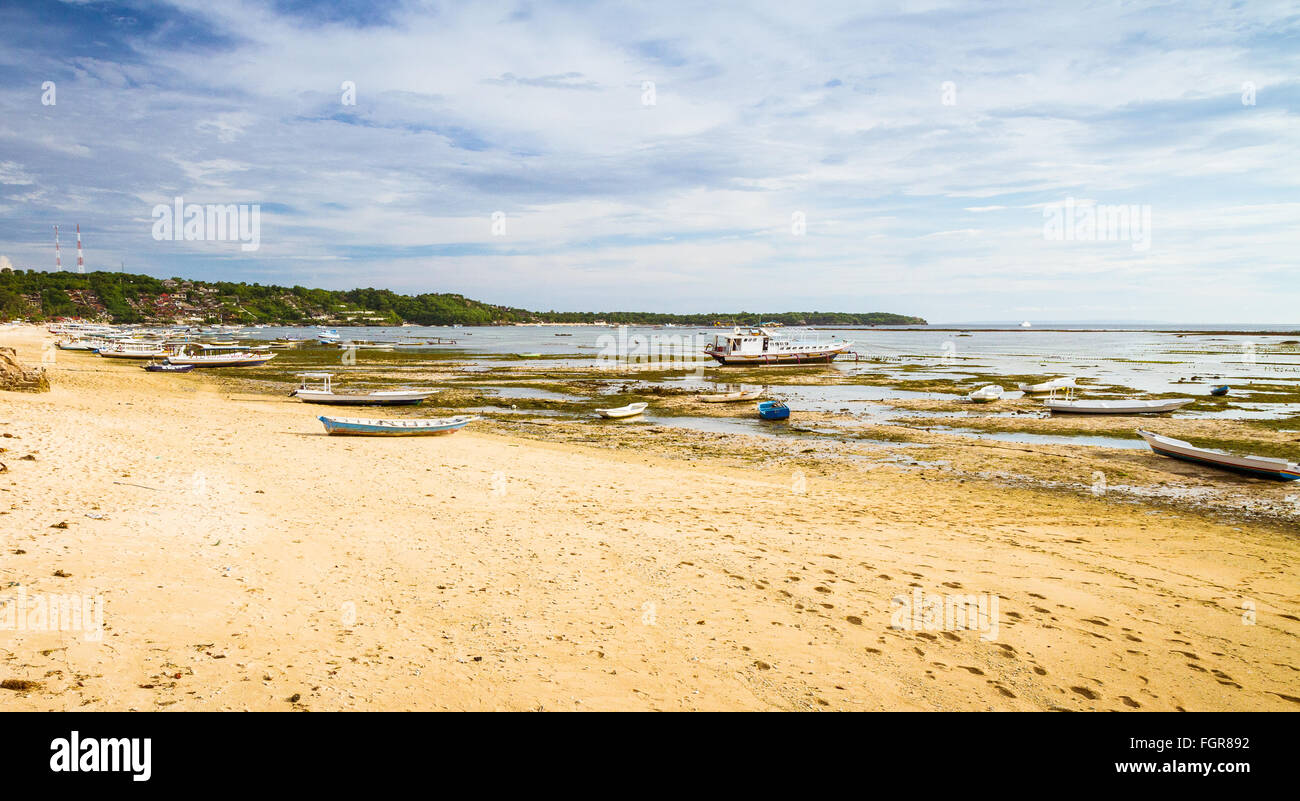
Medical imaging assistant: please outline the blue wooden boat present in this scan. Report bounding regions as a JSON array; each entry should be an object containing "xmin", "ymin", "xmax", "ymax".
[
  {"xmin": 757, "ymin": 401, "xmax": 789, "ymax": 420},
  {"xmin": 1210, "ymin": 385, "xmax": 1229, "ymax": 396},
  {"xmin": 318, "ymin": 415, "xmax": 477, "ymax": 436}
]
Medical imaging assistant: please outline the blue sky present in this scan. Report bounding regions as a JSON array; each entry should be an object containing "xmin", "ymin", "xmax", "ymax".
[{"xmin": 0, "ymin": 0, "xmax": 1297, "ymax": 322}]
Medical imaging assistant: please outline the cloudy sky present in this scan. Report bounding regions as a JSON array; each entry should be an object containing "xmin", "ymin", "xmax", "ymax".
[{"xmin": 0, "ymin": 0, "xmax": 1296, "ymax": 323}]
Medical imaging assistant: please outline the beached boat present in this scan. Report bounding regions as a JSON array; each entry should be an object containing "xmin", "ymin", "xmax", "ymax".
[
  {"xmin": 143, "ymin": 362, "xmax": 195, "ymax": 373},
  {"xmin": 1137, "ymin": 429, "xmax": 1300, "ymax": 481},
  {"xmin": 1044, "ymin": 396, "xmax": 1193, "ymax": 415},
  {"xmin": 166, "ymin": 346, "xmax": 275, "ymax": 368},
  {"xmin": 318, "ymin": 415, "xmax": 478, "ymax": 436},
  {"xmin": 97, "ymin": 342, "xmax": 169, "ymax": 359},
  {"xmin": 316, "ymin": 329, "xmax": 341, "ymax": 344},
  {"xmin": 705, "ymin": 327, "xmax": 853, "ymax": 366},
  {"xmin": 967, "ymin": 385, "xmax": 1004, "ymax": 403},
  {"xmin": 291, "ymin": 373, "xmax": 436, "ymax": 406},
  {"xmin": 699, "ymin": 387, "xmax": 764, "ymax": 403},
  {"xmin": 594, "ymin": 402, "xmax": 648, "ymax": 419},
  {"xmin": 758, "ymin": 400, "xmax": 790, "ymax": 420},
  {"xmin": 1017, "ymin": 377, "xmax": 1077, "ymax": 393},
  {"xmin": 1210, "ymin": 385, "xmax": 1230, "ymax": 396}
]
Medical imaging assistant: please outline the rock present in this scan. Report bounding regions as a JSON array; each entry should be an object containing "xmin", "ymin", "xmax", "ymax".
[{"xmin": 0, "ymin": 348, "xmax": 49, "ymax": 393}]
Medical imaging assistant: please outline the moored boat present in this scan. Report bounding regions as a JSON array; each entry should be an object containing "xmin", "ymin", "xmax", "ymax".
[
  {"xmin": 166, "ymin": 345, "xmax": 275, "ymax": 368},
  {"xmin": 594, "ymin": 402, "xmax": 648, "ymax": 419},
  {"xmin": 705, "ymin": 327, "xmax": 853, "ymax": 366},
  {"xmin": 143, "ymin": 362, "xmax": 195, "ymax": 373},
  {"xmin": 758, "ymin": 400, "xmax": 790, "ymax": 420},
  {"xmin": 1136, "ymin": 429, "xmax": 1300, "ymax": 481},
  {"xmin": 1017, "ymin": 376, "xmax": 1077, "ymax": 393},
  {"xmin": 967, "ymin": 385, "xmax": 1004, "ymax": 403},
  {"xmin": 291, "ymin": 373, "xmax": 436, "ymax": 406},
  {"xmin": 699, "ymin": 387, "xmax": 764, "ymax": 403},
  {"xmin": 1210, "ymin": 385, "xmax": 1230, "ymax": 396},
  {"xmin": 318, "ymin": 415, "xmax": 478, "ymax": 436},
  {"xmin": 1044, "ymin": 397, "xmax": 1193, "ymax": 415}
]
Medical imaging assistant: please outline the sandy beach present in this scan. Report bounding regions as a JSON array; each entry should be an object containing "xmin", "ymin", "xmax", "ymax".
[{"xmin": 1, "ymin": 324, "xmax": 1297, "ymax": 711}]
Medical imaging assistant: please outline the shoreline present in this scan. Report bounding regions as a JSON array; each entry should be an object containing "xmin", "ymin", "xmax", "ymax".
[{"xmin": 2, "ymin": 325, "xmax": 1297, "ymax": 711}]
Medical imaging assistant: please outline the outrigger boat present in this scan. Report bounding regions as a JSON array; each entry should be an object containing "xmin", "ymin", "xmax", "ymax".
[
  {"xmin": 165, "ymin": 345, "xmax": 275, "ymax": 368},
  {"xmin": 704, "ymin": 327, "xmax": 853, "ymax": 366},
  {"xmin": 699, "ymin": 386, "xmax": 764, "ymax": 403},
  {"xmin": 318, "ymin": 415, "xmax": 478, "ymax": 436},
  {"xmin": 290, "ymin": 373, "xmax": 436, "ymax": 406},
  {"xmin": 594, "ymin": 402, "xmax": 647, "ymax": 419},
  {"xmin": 1044, "ymin": 388, "xmax": 1192, "ymax": 415},
  {"xmin": 97, "ymin": 342, "xmax": 169, "ymax": 359},
  {"xmin": 1137, "ymin": 429, "xmax": 1300, "ymax": 481}
]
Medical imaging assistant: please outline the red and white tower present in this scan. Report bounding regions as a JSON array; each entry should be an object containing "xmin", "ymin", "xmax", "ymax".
[
  {"xmin": 55, "ymin": 225, "xmax": 62, "ymax": 270},
  {"xmin": 76, "ymin": 224, "xmax": 85, "ymax": 273}
]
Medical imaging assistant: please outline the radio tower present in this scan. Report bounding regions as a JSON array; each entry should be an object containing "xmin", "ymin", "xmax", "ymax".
[
  {"xmin": 76, "ymin": 224, "xmax": 85, "ymax": 273},
  {"xmin": 55, "ymin": 225, "xmax": 62, "ymax": 270}
]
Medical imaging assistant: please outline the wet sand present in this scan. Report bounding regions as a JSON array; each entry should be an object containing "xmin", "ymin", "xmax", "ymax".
[{"xmin": 1, "ymin": 325, "xmax": 1297, "ymax": 710}]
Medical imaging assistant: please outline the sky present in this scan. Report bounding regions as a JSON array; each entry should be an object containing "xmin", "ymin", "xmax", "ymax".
[{"xmin": 0, "ymin": 0, "xmax": 1296, "ymax": 323}]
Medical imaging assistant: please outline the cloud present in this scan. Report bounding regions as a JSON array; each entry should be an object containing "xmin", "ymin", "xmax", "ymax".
[{"xmin": 0, "ymin": 0, "xmax": 1296, "ymax": 322}]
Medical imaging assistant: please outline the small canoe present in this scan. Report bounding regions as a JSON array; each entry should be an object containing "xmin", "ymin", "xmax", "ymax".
[
  {"xmin": 1045, "ymin": 398, "xmax": 1192, "ymax": 415},
  {"xmin": 318, "ymin": 415, "xmax": 477, "ymax": 436},
  {"xmin": 1018, "ymin": 377, "xmax": 1077, "ymax": 393},
  {"xmin": 758, "ymin": 401, "xmax": 790, "ymax": 420},
  {"xmin": 699, "ymin": 389, "xmax": 764, "ymax": 403},
  {"xmin": 594, "ymin": 402, "xmax": 647, "ymax": 419},
  {"xmin": 967, "ymin": 385, "xmax": 1004, "ymax": 403},
  {"xmin": 1137, "ymin": 429, "xmax": 1299, "ymax": 481},
  {"xmin": 293, "ymin": 389, "xmax": 437, "ymax": 406},
  {"xmin": 1210, "ymin": 385, "xmax": 1230, "ymax": 396},
  {"xmin": 143, "ymin": 363, "xmax": 195, "ymax": 373}
]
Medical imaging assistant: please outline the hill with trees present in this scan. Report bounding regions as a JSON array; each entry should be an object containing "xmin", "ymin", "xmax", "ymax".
[{"xmin": 0, "ymin": 269, "xmax": 926, "ymax": 326}]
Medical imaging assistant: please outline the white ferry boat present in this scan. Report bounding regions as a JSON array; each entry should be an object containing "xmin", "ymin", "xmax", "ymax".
[{"xmin": 703, "ymin": 327, "xmax": 853, "ymax": 366}]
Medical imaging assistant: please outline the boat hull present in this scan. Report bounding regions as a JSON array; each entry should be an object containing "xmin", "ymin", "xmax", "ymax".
[
  {"xmin": 1138, "ymin": 430, "xmax": 1300, "ymax": 481},
  {"xmin": 166, "ymin": 355, "xmax": 275, "ymax": 368},
  {"xmin": 595, "ymin": 402, "xmax": 648, "ymax": 419},
  {"xmin": 705, "ymin": 348, "xmax": 847, "ymax": 366},
  {"xmin": 318, "ymin": 415, "xmax": 476, "ymax": 436},
  {"xmin": 1045, "ymin": 399, "xmax": 1192, "ymax": 415},
  {"xmin": 758, "ymin": 401, "xmax": 790, "ymax": 420},
  {"xmin": 295, "ymin": 390, "xmax": 432, "ymax": 406}
]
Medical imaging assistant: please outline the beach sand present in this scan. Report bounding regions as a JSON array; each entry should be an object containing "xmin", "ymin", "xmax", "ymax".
[{"xmin": 1, "ymin": 325, "xmax": 1297, "ymax": 711}]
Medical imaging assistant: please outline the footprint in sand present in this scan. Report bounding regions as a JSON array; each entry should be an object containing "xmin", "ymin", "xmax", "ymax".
[
  {"xmin": 1069, "ymin": 686, "xmax": 1099, "ymax": 700},
  {"xmin": 1118, "ymin": 696, "xmax": 1141, "ymax": 708}
]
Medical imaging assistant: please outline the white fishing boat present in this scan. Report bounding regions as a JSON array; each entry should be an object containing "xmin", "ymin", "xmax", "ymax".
[
  {"xmin": 165, "ymin": 345, "xmax": 275, "ymax": 368},
  {"xmin": 594, "ymin": 402, "xmax": 648, "ymax": 419},
  {"xmin": 318, "ymin": 415, "xmax": 478, "ymax": 436},
  {"xmin": 704, "ymin": 327, "xmax": 853, "ymax": 366},
  {"xmin": 1137, "ymin": 429, "xmax": 1300, "ymax": 481},
  {"xmin": 291, "ymin": 373, "xmax": 437, "ymax": 406},
  {"xmin": 1018, "ymin": 376, "xmax": 1077, "ymax": 393},
  {"xmin": 699, "ymin": 387, "xmax": 764, "ymax": 403},
  {"xmin": 1044, "ymin": 388, "xmax": 1192, "ymax": 415},
  {"xmin": 97, "ymin": 342, "xmax": 169, "ymax": 359},
  {"xmin": 967, "ymin": 385, "xmax": 1005, "ymax": 403}
]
